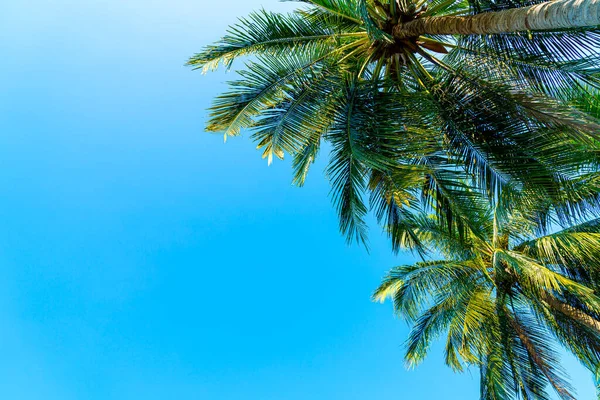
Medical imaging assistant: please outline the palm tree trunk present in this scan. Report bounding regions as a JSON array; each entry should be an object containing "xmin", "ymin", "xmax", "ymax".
[
  {"xmin": 393, "ymin": 0, "xmax": 600, "ymax": 39},
  {"xmin": 542, "ymin": 294, "xmax": 600, "ymax": 333}
]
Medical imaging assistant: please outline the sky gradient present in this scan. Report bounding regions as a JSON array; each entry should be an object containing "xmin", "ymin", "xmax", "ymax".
[{"xmin": 0, "ymin": 0, "xmax": 596, "ymax": 398}]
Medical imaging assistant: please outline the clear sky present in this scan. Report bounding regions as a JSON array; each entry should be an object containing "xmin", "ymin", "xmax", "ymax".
[{"xmin": 0, "ymin": 1, "xmax": 596, "ymax": 399}]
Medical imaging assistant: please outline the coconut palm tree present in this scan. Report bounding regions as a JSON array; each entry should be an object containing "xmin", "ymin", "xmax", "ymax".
[
  {"xmin": 190, "ymin": 0, "xmax": 600, "ymax": 247},
  {"xmin": 373, "ymin": 186, "xmax": 600, "ymax": 399}
]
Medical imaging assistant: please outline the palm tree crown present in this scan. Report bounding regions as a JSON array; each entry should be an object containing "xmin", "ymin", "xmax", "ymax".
[
  {"xmin": 191, "ymin": 0, "xmax": 600, "ymax": 247},
  {"xmin": 374, "ymin": 193, "xmax": 600, "ymax": 399}
]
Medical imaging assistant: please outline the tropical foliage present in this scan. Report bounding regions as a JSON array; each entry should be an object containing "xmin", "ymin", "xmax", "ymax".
[
  {"xmin": 190, "ymin": 0, "xmax": 600, "ymax": 249},
  {"xmin": 193, "ymin": 0, "xmax": 600, "ymax": 397},
  {"xmin": 374, "ymin": 189, "xmax": 600, "ymax": 399}
]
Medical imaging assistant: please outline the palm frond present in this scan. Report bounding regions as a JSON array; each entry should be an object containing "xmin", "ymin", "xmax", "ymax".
[
  {"xmin": 187, "ymin": 9, "xmax": 365, "ymax": 72},
  {"xmin": 292, "ymin": 0, "xmax": 363, "ymax": 24}
]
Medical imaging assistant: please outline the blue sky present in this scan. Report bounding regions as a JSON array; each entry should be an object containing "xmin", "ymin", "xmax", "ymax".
[{"xmin": 0, "ymin": 0, "xmax": 595, "ymax": 399}]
